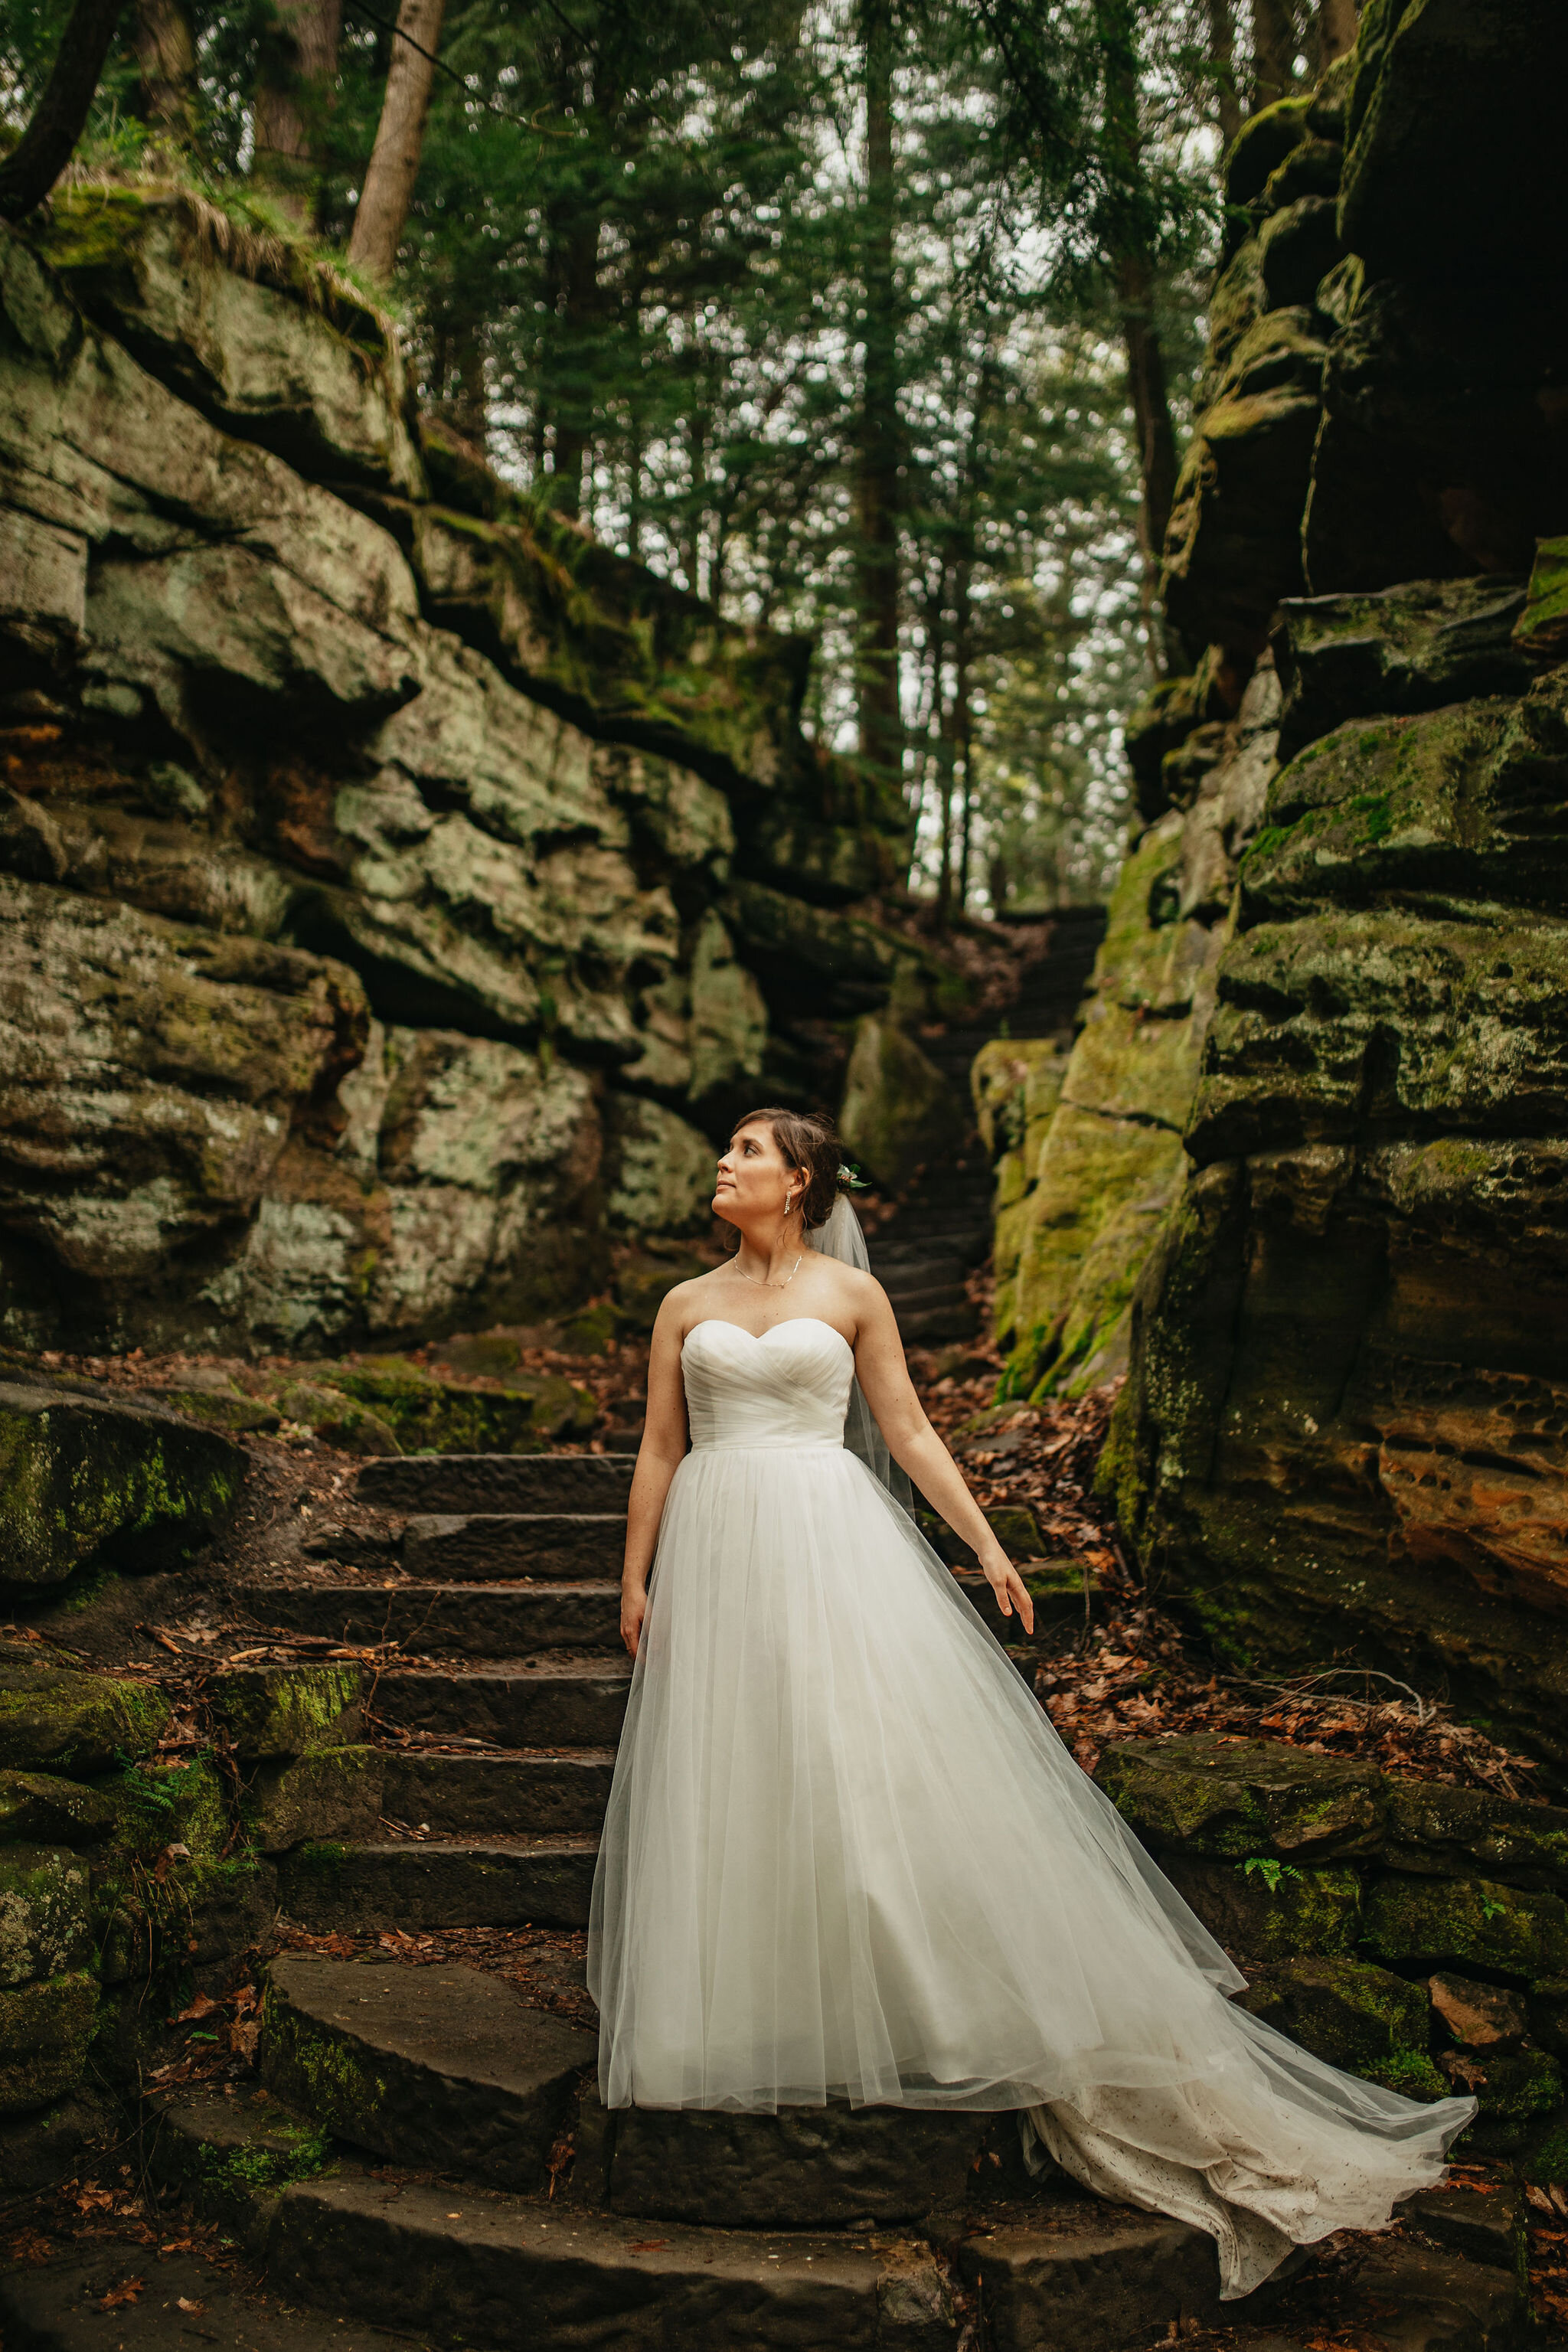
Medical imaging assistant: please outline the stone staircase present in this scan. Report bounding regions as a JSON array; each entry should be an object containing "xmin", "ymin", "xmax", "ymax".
[
  {"xmin": 108, "ymin": 1442, "xmax": 1534, "ymax": 2352},
  {"xmin": 869, "ymin": 906, "xmax": 1106, "ymax": 1347}
]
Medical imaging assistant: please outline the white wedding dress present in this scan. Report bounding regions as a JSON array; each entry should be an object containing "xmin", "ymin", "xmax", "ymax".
[{"xmin": 586, "ymin": 1312, "xmax": 1474, "ymax": 2297}]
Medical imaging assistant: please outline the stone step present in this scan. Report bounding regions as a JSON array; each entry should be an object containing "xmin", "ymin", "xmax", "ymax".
[
  {"xmin": 358, "ymin": 1453, "xmax": 634, "ymax": 1516},
  {"xmin": 276, "ymin": 1834, "xmax": 599, "ymax": 1932},
  {"xmin": 266, "ymin": 2174, "xmax": 902, "ymax": 2351},
  {"xmin": 881, "ymin": 1282, "xmax": 972, "ymax": 1318},
  {"xmin": 384, "ymin": 1747, "xmax": 617, "ymax": 1837},
  {"xmin": 375, "ymin": 1659, "xmax": 632, "ymax": 1746},
  {"xmin": 263, "ymin": 2171, "xmax": 1227, "ymax": 2352},
  {"xmin": 898, "ymin": 1305, "xmax": 978, "ymax": 1344},
  {"xmin": 260, "ymin": 1954, "xmax": 596, "ymax": 2192},
  {"xmin": 404, "ymin": 1513, "xmax": 626, "ymax": 1581},
  {"xmin": 240, "ymin": 1580, "xmax": 622, "ymax": 1655},
  {"xmin": 0, "ymin": 2236, "xmax": 423, "ymax": 2352}
]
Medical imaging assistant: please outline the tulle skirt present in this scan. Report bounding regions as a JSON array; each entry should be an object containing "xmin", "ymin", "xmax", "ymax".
[{"xmin": 586, "ymin": 1442, "xmax": 1473, "ymax": 2295}]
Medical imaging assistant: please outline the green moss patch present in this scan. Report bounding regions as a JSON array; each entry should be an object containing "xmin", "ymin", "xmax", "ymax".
[
  {"xmin": 1097, "ymin": 1735, "xmax": 1387, "ymax": 1864},
  {"xmin": 1237, "ymin": 1956, "xmax": 1445, "ymax": 2100},
  {"xmin": 0, "ymin": 1646, "xmax": 171, "ymax": 1774},
  {"xmin": 0, "ymin": 1969, "xmax": 98, "ymax": 2115},
  {"xmin": 209, "ymin": 1666, "xmax": 363, "ymax": 1762},
  {"xmin": 0, "ymin": 1379, "xmax": 247, "ymax": 1587},
  {"xmin": 1362, "ymin": 1873, "xmax": 1568, "ymax": 1983}
]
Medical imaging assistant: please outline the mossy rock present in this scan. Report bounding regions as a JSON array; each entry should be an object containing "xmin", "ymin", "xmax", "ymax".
[
  {"xmin": 1514, "ymin": 536, "xmax": 1568, "ymax": 665},
  {"xmin": 0, "ymin": 1769, "xmax": 116, "ymax": 1847},
  {"xmin": 560, "ymin": 1302, "xmax": 616, "ymax": 1355},
  {"xmin": 839, "ymin": 1015, "xmax": 960, "ymax": 1193},
  {"xmin": 0, "ymin": 1844, "xmax": 91, "ymax": 1988},
  {"xmin": 1273, "ymin": 576, "xmax": 1535, "ymax": 757},
  {"xmin": 161, "ymin": 1386, "xmax": 283, "ymax": 1436},
  {"xmin": 1224, "ymin": 93, "xmax": 1312, "ymax": 209},
  {"xmin": 303, "ymin": 1360, "xmax": 591, "ymax": 1453},
  {"xmin": 1097, "ymin": 1736, "xmax": 1387, "ymax": 1864},
  {"xmin": 1161, "ymin": 1854, "xmax": 1363, "ymax": 1961},
  {"xmin": 209, "ymin": 1665, "xmax": 363, "ymax": 1762},
  {"xmin": 0, "ymin": 1969, "xmax": 97, "ymax": 2115},
  {"xmin": 96, "ymin": 1756, "xmax": 228, "ymax": 1862},
  {"xmin": 1256, "ymin": 196, "xmax": 1342, "ymax": 311},
  {"xmin": 1442, "ymin": 2044, "xmax": 1563, "ymax": 2155},
  {"xmin": 1362, "ymin": 1874, "xmax": 1568, "ymax": 1984},
  {"xmin": 0, "ymin": 1645, "xmax": 171, "ymax": 1774},
  {"xmin": 1383, "ymin": 1779, "xmax": 1568, "ymax": 1896},
  {"xmin": 246, "ymin": 1746, "xmax": 387, "ymax": 1851},
  {"xmin": 971, "ymin": 1037, "xmax": 1067, "ymax": 1163},
  {"xmin": 1236, "ymin": 1955, "xmax": 1446, "ymax": 2101},
  {"xmin": 271, "ymin": 1381, "xmax": 403, "ymax": 1457},
  {"xmin": 0, "ymin": 1377, "xmax": 247, "ymax": 1587},
  {"xmin": 152, "ymin": 2083, "xmax": 332, "ymax": 2254},
  {"xmin": 613, "ymin": 1254, "xmax": 710, "ymax": 1336}
]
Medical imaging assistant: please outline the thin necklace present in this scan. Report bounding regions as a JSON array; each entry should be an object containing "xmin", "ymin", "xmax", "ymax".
[{"xmin": 733, "ymin": 1252, "xmax": 802, "ymax": 1289}]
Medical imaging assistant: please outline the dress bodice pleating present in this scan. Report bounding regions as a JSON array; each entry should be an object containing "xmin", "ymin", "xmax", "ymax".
[{"xmin": 681, "ymin": 1317, "xmax": 852, "ymax": 1451}]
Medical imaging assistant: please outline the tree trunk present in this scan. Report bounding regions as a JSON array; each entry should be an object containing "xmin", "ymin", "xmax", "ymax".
[
  {"xmin": 441, "ymin": 313, "xmax": 488, "ymax": 449},
  {"xmin": 954, "ymin": 558, "xmax": 974, "ymax": 916},
  {"xmin": 854, "ymin": 0, "xmax": 902, "ymax": 781},
  {"xmin": 1096, "ymin": 2, "xmax": 1182, "ymax": 625},
  {"xmin": 347, "ymin": 0, "xmax": 446, "ymax": 280},
  {"xmin": 253, "ymin": 0, "xmax": 343, "ymax": 220},
  {"xmin": 0, "ymin": 0, "xmax": 126, "ymax": 221},
  {"xmin": 1116, "ymin": 247, "xmax": 1181, "ymax": 589},
  {"xmin": 1204, "ymin": 0, "xmax": 1243, "ymax": 146},
  {"xmin": 1250, "ymin": 0, "xmax": 1298, "ymax": 109},
  {"xmin": 1318, "ymin": 0, "xmax": 1357, "ymax": 67},
  {"xmin": 133, "ymin": 0, "xmax": 196, "ymax": 140}
]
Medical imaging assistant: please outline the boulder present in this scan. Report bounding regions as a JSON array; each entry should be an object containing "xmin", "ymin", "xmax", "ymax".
[
  {"xmin": 1305, "ymin": 277, "xmax": 1568, "ymax": 596},
  {"xmin": 209, "ymin": 1666, "xmax": 364, "ymax": 1762},
  {"xmin": 247, "ymin": 1748, "xmax": 387, "ymax": 1851},
  {"xmin": 0, "ymin": 1645, "xmax": 170, "ymax": 1773},
  {"xmin": 32, "ymin": 189, "xmax": 425, "ymax": 498},
  {"xmin": 1235, "ymin": 1956, "xmax": 1446, "ymax": 2101},
  {"xmin": 838, "ymin": 1016, "xmax": 958, "ymax": 1193},
  {"xmin": 1256, "ymin": 198, "xmax": 1341, "ymax": 313},
  {"xmin": 1096, "ymin": 1736, "xmax": 1387, "ymax": 1863},
  {"xmin": 0, "ymin": 1844, "xmax": 91, "ymax": 1986},
  {"xmin": 1339, "ymin": 0, "xmax": 1568, "ymax": 283},
  {"xmin": 1162, "ymin": 374, "xmax": 1320, "ymax": 658},
  {"xmin": 1429, "ymin": 1974, "xmax": 1527, "ymax": 2051},
  {"xmin": 1515, "ymin": 538, "xmax": 1568, "ymax": 665},
  {"xmin": 0, "ymin": 1770, "xmax": 116, "ymax": 1846},
  {"xmin": 1362, "ymin": 1875, "xmax": 1568, "ymax": 1983},
  {"xmin": 0, "ymin": 1380, "xmax": 246, "ymax": 1586},
  {"xmin": 0, "ymin": 1970, "xmax": 98, "ymax": 2115},
  {"xmin": 1273, "ymin": 576, "xmax": 1537, "ymax": 755},
  {"xmin": 270, "ymin": 1382, "xmax": 402, "ymax": 1454},
  {"xmin": 602, "ymin": 1096, "xmax": 717, "ymax": 1236},
  {"xmin": 1160, "ymin": 1855, "xmax": 1363, "ymax": 1961}
]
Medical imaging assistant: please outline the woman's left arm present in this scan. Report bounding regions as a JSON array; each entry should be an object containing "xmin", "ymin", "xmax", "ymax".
[{"xmin": 851, "ymin": 1278, "xmax": 1034, "ymax": 1632}]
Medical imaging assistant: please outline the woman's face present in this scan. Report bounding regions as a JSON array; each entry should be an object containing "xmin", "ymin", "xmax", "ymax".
[{"xmin": 714, "ymin": 1122, "xmax": 804, "ymax": 1229}]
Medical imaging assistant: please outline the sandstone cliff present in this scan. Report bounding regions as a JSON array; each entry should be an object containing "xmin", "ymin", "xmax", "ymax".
[
  {"xmin": 0, "ymin": 191, "xmax": 936, "ymax": 1355},
  {"xmin": 981, "ymin": 0, "xmax": 1568, "ymax": 1771}
]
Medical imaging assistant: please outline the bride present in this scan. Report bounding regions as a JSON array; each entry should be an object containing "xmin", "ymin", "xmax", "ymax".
[{"xmin": 586, "ymin": 1106, "xmax": 1473, "ymax": 2298}]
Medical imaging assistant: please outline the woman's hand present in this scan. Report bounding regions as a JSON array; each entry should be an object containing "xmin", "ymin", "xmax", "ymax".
[
  {"xmin": 979, "ymin": 1546, "xmax": 1034, "ymax": 1635},
  {"xmin": 621, "ymin": 1579, "xmax": 648, "ymax": 1659}
]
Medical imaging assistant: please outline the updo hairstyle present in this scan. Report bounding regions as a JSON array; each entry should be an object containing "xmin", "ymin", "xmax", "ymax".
[{"xmin": 730, "ymin": 1106, "xmax": 844, "ymax": 1230}]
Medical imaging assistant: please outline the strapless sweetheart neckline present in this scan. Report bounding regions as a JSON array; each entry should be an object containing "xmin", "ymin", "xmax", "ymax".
[{"xmin": 683, "ymin": 1315, "xmax": 853, "ymax": 1358}]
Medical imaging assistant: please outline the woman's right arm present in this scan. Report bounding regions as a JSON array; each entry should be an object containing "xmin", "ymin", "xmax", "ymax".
[{"xmin": 620, "ymin": 1292, "xmax": 691, "ymax": 1657}]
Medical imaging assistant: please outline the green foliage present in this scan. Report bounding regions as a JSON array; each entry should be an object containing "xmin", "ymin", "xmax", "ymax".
[{"xmin": 1240, "ymin": 1855, "xmax": 1304, "ymax": 1894}]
